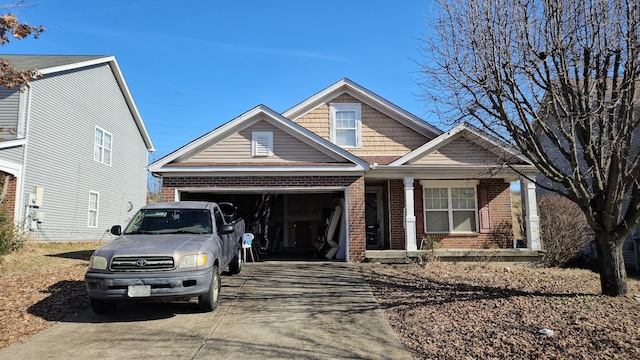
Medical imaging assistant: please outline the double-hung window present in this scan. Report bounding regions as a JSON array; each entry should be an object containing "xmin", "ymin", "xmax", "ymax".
[
  {"xmin": 422, "ymin": 181, "xmax": 478, "ymax": 233},
  {"xmin": 94, "ymin": 126, "xmax": 112, "ymax": 165},
  {"xmin": 330, "ymin": 103, "xmax": 361, "ymax": 148},
  {"xmin": 88, "ymin": 191, "xmax": 99, "ymax": 227}
]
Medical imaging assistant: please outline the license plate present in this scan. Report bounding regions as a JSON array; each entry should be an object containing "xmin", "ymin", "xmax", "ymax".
[{"xmin": 127, "ymin": 285, "xmax": 151, "ymax": 297}]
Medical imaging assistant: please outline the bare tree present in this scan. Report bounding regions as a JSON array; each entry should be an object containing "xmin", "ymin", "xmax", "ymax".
[
  {"xmin": 420, "ymin": 0, "xmax": 639, "ymax": 296},
  {"xmin": 0, "ymin": 1, "xmax": 44, "ymax": 88}
]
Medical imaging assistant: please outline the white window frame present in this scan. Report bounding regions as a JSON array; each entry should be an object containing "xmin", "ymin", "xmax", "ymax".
[
  {"xmin": 251, "ymin": 131, "xmax": 273, "ymax": 157},
  {"xmin": 329, "ymin": 103, "xmax": 362, "ymax": 148},
  {"xmin": 420, "ymin": 180, "xmax": 479, "ymax": 234},
  {"xmin": 88, "ymin": 191, "xmax": 99, "ymax": 228},
  {"xmin": 94, "ymin": 126, "xmax": 113, "ymax": 166}
]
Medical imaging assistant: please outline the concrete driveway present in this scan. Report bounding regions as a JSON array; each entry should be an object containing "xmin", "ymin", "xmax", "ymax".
[{"xmin": 0, "ymin": 262, "xmax": 413, "ymax": 360}]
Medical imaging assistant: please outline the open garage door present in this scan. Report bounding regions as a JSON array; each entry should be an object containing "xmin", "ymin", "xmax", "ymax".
[{"xmin": 179, "ymin": 190, "xmax": 346, "ymax": 261}]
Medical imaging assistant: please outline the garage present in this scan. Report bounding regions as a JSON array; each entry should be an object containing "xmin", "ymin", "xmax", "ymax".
[{"xmin": 179, "ymin": 189, "xmax": 348, "ymax": 261}]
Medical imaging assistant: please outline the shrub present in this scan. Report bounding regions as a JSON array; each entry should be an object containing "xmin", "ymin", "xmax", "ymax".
[
  {"xmin": 0, "ymin": 204, "xmax": 26, "ymax": 256},
  {"xmin": 538, "ymin": 195, "xmax": 593, "ymax": 267}
]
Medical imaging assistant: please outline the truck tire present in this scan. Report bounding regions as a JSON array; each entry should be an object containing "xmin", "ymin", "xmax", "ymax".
[
  {"xmin": 228, "ymin": 247, "xmax": 243, "ymax": 275},
  {"xmin": 90, "ymin": 298, "xmax": 117, "ymax": 314},
  {"xmin": 198, "ymin": 265, "xmax": 220, "ymax": 312}
]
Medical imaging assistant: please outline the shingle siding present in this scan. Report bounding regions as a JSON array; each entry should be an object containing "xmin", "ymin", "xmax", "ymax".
[
  {"xmin": 293, "ymin": 93, "xmax": 430, "ymax": 157},
  {"xmin": 23, "ymin": 63, "xmax": 148, "ymax": 241}
]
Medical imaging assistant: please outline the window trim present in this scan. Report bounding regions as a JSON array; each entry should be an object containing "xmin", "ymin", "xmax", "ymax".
[
  {"xmin": 94, "ymin": 126, "xmax": 113, "ymax": 166},
  {"xmin": 251, "ymin": 131, "xmax": 273, "ymax": 157},
  {"xmin": 420, "ymin": 180, "xmax": 479, "ymax": 234},
  {"xmin": 329, "ymin": 103, "xmax": 362, "ymax": 148},
  {"xmin": 88, "ymin": 191, "xmax": 99, "ymax": 228}
]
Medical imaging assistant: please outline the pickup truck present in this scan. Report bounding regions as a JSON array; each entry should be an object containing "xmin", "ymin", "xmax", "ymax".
[{"xmin": 85, "ymin": 201, "xmax": 245, "ymax": 314}]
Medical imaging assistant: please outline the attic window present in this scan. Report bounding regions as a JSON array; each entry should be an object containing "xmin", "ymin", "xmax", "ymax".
[
  {"xmin": 330, "ymin": 103, "xmax": 361, "ymax": 148},
  {"xmin": 252, "ymin": 131, "xmax": 273, "ymax": 157}
]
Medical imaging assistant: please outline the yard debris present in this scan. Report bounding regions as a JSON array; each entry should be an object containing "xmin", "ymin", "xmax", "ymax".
[{"xmin": 360, "ymin": 262, "xmax": 640, "ymax": 359}]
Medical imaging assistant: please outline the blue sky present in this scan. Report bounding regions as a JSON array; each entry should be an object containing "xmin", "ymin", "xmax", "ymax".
[{"xmin": 5, "ymin": 0, "xmax": 438, "ymax": 158}]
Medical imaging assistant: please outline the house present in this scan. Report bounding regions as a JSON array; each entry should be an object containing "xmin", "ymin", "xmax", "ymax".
[
  {"xmin": 534, "ymin": 82, "xmax": 640, "ymax": 270},
  {"xmin": 149, "ymin": 79, "xmax": 540, "ymax": 262},
  {"xmin": 0, "ymin": 55, "xmax": 154, "ymax": 241}
]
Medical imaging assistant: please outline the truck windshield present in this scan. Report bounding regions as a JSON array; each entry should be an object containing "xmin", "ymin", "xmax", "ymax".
[{"xmin": 123, "ymin": 209, "xmax": 213, "ymax": 235}]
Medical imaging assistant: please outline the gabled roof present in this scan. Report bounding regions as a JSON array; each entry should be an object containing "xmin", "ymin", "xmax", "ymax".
[
  {"xmin": 282, "ymin": 78, "xmax": 442, "ymax": 138},
  {"xmin": 1, "ymin": 54, "xmax": 154, "ymax": 151},
  {"xmin": 149, "ymin": 105, "xmax": 369, "ymax": 174},
  {"xmin": 390, "ymin": 122, "xmax": 532, "ymax": 166}
]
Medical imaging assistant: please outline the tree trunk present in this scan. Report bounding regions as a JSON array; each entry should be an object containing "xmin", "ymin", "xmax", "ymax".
[{"xmin": 594, "ymin": 233, "xmax": 628, "ymax": 296}]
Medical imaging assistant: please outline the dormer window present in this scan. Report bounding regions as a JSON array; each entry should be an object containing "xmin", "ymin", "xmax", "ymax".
[
  {"xmin": 252, "ymin": 131, "xmax": 273, "ymax": 157},
  {"xmin": 330, "ymin": 103, "xmax": 361, "ymax": 148}
]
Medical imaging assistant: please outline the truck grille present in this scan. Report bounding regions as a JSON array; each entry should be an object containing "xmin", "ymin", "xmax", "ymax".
[{"xmin": 110, "ymin": 256, "xmax": 175, "ymax": 271}]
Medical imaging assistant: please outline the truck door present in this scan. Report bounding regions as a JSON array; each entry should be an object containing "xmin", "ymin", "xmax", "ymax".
[{"xmin": 213, "ymin": 207, "xmax": 232, "ymax": 265}]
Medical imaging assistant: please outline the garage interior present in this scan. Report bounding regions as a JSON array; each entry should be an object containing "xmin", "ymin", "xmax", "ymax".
[{"xmin": 180, "ymin": 191, "xmax": 347, "ymax": 261}]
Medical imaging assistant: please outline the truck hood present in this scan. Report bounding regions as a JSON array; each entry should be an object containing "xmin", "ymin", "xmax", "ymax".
[{"xmin": 94, "ymin": 234, "xmax": 211, "ymax": 259}]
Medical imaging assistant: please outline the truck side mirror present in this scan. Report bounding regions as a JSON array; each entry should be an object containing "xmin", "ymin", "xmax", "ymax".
[
  {"xmin": 110, "ymin": 225, "xmax": 122, "ymax": 236},
  {"xmin": 219, "ymin": 224, "xmax": 234, "ymax": 235}
]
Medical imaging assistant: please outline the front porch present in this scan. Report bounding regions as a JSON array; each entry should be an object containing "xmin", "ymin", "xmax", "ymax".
[{"xmin": 364, "ymin": 249, "xmax": 544, "ymax": 264}]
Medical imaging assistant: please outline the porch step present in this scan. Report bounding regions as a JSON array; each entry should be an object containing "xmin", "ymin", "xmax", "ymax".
[{"xmin": 364, "ymin": 249, "xmax": 544, "ymax": 264}]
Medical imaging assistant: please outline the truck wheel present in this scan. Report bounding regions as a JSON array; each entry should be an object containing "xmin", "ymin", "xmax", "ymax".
[
  {"xmin": 229, "ymin": 247, "xmax": 243, "ymax": 274},
  {"xmin": 198, "ymin": 265, "xmax": 220, "ymax": 312},
  {"xmin": 90, "ymin": 298, "xmax": 117, "ymax": 314}
]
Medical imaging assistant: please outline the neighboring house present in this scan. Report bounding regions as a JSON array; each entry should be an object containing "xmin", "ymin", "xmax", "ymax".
[
  {"xmin": 535, "ymin": 86, "xmax": 640, "ymax": 270},
  {"xmin": 0, "ymin": 55, "xmax": 154, "ymax": 241},
  {"xmin": 149, "ymin": 79, "xmax": 540, "ymax": 262}
]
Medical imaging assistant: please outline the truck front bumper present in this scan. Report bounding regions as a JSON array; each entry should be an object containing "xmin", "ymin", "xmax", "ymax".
[{"xmin": 85, "ymin": 267, "xmax": 213, "ymax": 301}]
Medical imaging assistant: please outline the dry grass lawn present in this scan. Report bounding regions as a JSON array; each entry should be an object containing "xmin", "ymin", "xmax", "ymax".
[{"xmin": 1, "ymin": 242, "xmax": 639, "ymax": 359}]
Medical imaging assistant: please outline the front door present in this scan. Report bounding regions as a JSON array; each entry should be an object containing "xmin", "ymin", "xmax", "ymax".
[{"xmin": 365, "ymin": 188, "xmax": 384, "ymax": 249}]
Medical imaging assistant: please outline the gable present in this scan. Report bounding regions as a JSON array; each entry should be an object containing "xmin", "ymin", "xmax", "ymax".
[
  {"xmin": 294, "ymin": 93, "xmax": 432, "ymax": 157},
  {"xmin": 409, "ymin": 136, "xmax": 504, "ymax": 166},
  {"xmin": 150, "ymin": 105, "xmax": 369, "ymax": 174},
  {"xmin": 183, "ymin": 119, "xmax": 343, "ymax": 164}
]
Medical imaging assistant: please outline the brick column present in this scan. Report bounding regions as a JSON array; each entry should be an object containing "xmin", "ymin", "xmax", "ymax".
[{"xmin": 348, "ymin": 177, "xmax": 366, "ymax": 261}]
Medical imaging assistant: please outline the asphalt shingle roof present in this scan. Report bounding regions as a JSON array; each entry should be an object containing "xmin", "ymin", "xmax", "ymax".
[{"xmin": 0, "ymin": 54, "xmax": 107, "ymax": 70}]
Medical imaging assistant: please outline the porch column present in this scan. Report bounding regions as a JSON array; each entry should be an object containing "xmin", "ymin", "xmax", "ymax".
[
  {"xmin": 404, "ymin": 176, "xmax": 418, "ymax": 251},
  {"xmin": 521, "ymin": 177, "xmax": 541, "ymax": 251}
]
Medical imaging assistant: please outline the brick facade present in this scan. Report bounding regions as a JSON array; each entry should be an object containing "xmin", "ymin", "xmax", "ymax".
[
  {"xmin": 388, "ymin": 179, "xmax": 405, "ymax": 249},
  {"xmin": 1, "ymin": 176, "xmax": 17, "ymax": 222},
  {"xmin": 388, "ymin": 178, "xmax": 514, "ymax": 250},
  {"xmin": 161, "ymin": 175, "xmax": 368, "ymax": 261}
]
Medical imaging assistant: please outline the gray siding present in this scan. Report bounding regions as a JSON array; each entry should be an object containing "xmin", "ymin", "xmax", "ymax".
[
  {"xmin": 186, "ymin": 120, "xmax": 341, "ymax": 163},
  {"xmin": 0, "ymin": 146, "xmax": 25, "ymax": 166},
  {"xmin": 23, "ymin": 63, "xmax": 149, "ymax": 241},
  {"xmin": 0, "ymin": 88, "xmax": 20, "ymax": 141}
]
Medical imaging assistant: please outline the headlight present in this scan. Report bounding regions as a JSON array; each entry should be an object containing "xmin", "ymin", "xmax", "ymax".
[
  {"xmin": 179, "ymin": 254, "xmax": 207, "ymax": 268},
  {"xmin": 89, "ymin": 255, "xmax": 108, "ymax": 270}
]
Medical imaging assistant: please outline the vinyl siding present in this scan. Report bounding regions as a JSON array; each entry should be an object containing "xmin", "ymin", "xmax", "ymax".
[
  {"xmin": 185, "ymin": 120, "xmax": 341, "ymax": 163},
  {"xmin": 0, "ymin": 88, "xmax": 20, "ymax": 141},
  {"xmin": 410, "ymin": 137, "xmax": 503, "ymax": 165},
  {"xmin": 293, "ymin": 93, "xmax": 429, "ymax": 157},
  {"xmin": 22, "ymin": 63, "xmax": 149, "ymax": 241},
  {"xmin": 0, "ymin": 146, "xmax": 24, "ymax": 165}
]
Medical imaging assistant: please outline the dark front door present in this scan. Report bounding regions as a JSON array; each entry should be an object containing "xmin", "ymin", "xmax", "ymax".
[{"xmin": 366, "ymin": 191, "xmax": 383, "ymax": 249}]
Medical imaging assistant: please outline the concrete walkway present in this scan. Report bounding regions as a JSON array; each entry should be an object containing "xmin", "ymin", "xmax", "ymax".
[{"xmin": 0, "ymin": 262, "xmax": 413, "ymax": 360}]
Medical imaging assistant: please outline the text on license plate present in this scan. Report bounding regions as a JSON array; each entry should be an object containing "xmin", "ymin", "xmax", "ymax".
[{"xmin": 128, "ymin": 285, "xmax": 151, "ymax": 297}]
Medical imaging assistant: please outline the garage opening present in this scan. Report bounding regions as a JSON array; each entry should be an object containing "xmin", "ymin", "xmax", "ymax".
[{"xmin": 179, "ymin": 191, "xmax": 346, "ymax": 261}]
